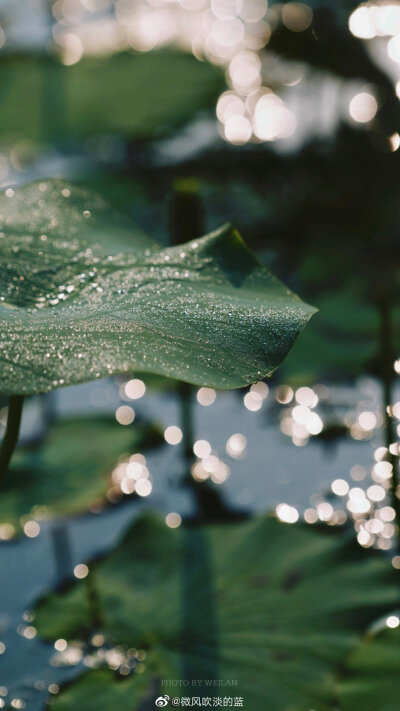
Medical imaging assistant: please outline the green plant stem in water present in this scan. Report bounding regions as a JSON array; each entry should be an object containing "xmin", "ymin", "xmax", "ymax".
[
  {"xmin": 168, "ymin": 180, "xmax": 244, "ymax": 521},
  {"xmin": 178, "ymin": 381, "xmax": 195, "ymax": 469},
  {"xmin": 377, "ymin": 297, "xmax": 400, "ymax": 550},
  {"xmin": 85, "ymin": 569, "xmax": 103, "ymax": 631},
  {"xmin": 169, "ymin": 180, "xmax": 202, "ymax": 492},
  {"xmin": 0, "ymin": 395, "xmax": 24, "ymax": 486}
]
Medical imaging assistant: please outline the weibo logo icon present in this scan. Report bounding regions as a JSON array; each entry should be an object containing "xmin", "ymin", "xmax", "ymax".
[{"xmin": 155, "ymin": 696, "xmax": 170, "ymax": 707}]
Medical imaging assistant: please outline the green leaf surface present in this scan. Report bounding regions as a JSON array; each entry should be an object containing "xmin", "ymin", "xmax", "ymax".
[
  {"xmin": 35, "ymin": 514, "xmax": 398, "ymax": 711},
  {"xmin": 338, "ymin": 626, "xmax": 400, "ymax": 711},
  {"xmin": 0, "ymin": 416, "xmax": 162, "ymax": 532},
  {"xmin": 0, "ymin": 179, "xmax": 315, "ymax": 395},
  {"xmin": 0, "ymin": 50, "xmax": 223, "ymax": 145}
]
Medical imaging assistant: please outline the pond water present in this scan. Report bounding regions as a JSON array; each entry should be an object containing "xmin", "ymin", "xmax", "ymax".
[{"xmin": 0, "ymin": 376, "xmax": 383, "ymax": 711}]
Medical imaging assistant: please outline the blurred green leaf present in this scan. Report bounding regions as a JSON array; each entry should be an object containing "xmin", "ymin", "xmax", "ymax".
[
  {"xmin": 279, "ymin": 291, "xmax": 382, "ymax": 384},
  {"xmin": 0, "ymin": 416, "xmax": 162, "ymax": 532},
  {"xmin": 0, "ymin": 179, "xmax": 315, "ymax": 396},
  {"xmin": 338, "ymin": 626, "xmax": 400, "ymax": 711},
  {"xmin": 0, "ymin": 50, "xmax": 223, "ymax": 146},
  {"xmin": 43, "ymin": 668, "xmax": 149, "ymax": 711},
  {"xmin": 35, "ymin": 514, "xmax": 398, "ymax": 711}
]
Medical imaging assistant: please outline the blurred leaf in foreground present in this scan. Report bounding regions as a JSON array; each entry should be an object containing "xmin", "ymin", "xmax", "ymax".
[
  {"xmin": 34, "ymin": 514, "xmax": 398, "ymax": 711},
  {"xmin": 338, "ymin": 625, "xmax": 400, "ymax": 711}
]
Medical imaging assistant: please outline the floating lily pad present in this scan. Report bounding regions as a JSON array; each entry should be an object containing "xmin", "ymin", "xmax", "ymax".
[
  {"xmin": 44, "ymin": 669, "xmax": 148, "ymax": 711},
  {"xmin": 0, "ymin": 179, "xmax": 315, "ymax": 396},
  {"xmin": 34, "ymin": 514, "xmax": 398, "ymax": 711},
  {"xmin": 0, "ymin": 416, "xmax": 162, "ymax": 533},
  {"xmin": 0, "ymin": 50, "xmax": 223, "ymax": 146},
  {"xmin": 338, "ymin": 625, "xmax": 400, "ymax": 711}
]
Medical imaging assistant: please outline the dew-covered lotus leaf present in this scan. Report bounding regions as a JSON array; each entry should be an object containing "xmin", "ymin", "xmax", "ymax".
[
  {"xmin": 338, "ymin": 625, "xmax": 400, "ymax": 711},
  {"xmin": 0, "ymin": 180, "xmax": 315, "ymax": 395},
  {"xmin": 0, "ymin": 416, "xmax": 162, "ymax": 533},
  {"xmin": 0, "ymin": 50, "xmax": 223, "ymax": 146},
  {"xmin": 35, "ymin": 514, "xmax": 398, "ymax": 711}
]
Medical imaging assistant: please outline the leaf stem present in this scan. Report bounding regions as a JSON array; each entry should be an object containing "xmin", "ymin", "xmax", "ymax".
[
  {"xmin": 168, "ymin": 180, "xmax": 245, "ymax": 521},
  {"xmin": 85, "ymin": 569, "xmax": 103, "ymax": 631},
  {"xmin": 0, "ymin": 396, "xmax": 24, "ymax": 486},
  {"xmin": 169, "ymin": 180, "xmax": 202, "ymax": 493},
  {"xmin": 377, "ymin": 296, "xmax": 400, "ymax": 550},
  {"xmin": 178, "ymin": 381, "xmax": 195, "ymax": 468}
]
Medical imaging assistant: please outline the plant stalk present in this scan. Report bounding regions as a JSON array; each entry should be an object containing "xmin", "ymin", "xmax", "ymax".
[
  {"xmin": 169, "ymin": 179, "xmax": 203, "ymax": 497},
  {"xmin": 168, "ymin": 180, "xmax": 244, "ymax": 521},
  {"xmin": 377, "ymin": 296, "xmax": 400, "ymax": 549},
  {"xmin": 85, "ymin": 569, "xmax": 104, "ymax": 631},
  {"xmin": 178, "ymin": 380, "xmax": 195, "ymax": 470},
  {"xmin": 0, "ymin": 396, "xmax": 24, "ymax": 486}
]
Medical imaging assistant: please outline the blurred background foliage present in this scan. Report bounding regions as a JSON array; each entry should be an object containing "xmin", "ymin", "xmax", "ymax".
[{"xmin": 0, "ymin": 49, "xmax": 224, "ymax": 145}]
